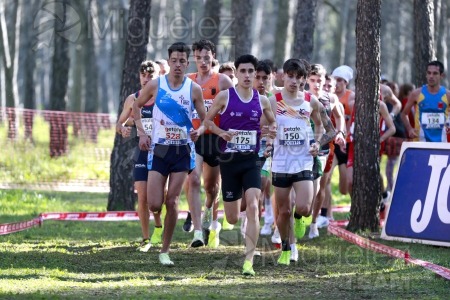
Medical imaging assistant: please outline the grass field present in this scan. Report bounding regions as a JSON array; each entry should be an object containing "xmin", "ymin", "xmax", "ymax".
[{"xmin": 0, "ymin": 190, "xmax": 449, "ymax": 299}]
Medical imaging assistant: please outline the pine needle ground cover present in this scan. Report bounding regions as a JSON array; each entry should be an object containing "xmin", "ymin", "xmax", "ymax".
[{"xmin": 0, "ymin": 190, "xmax": 449, "ymax": 299}]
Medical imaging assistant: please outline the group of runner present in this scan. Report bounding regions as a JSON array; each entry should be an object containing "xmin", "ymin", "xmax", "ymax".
[{"xmin": 116, "ymin": 39, "xmax": 450, "ymax": 276}]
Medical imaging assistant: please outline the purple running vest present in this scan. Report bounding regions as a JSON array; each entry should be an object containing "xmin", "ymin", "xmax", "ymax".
[{"xmin": 219, "ymin": 88, "xmax": 262, "ymax": 152}]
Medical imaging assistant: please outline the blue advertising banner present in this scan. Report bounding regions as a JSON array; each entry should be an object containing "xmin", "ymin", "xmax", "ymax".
[{"xmin": 381, "ymin": 142, "xmax": 450, "ymax": 247}]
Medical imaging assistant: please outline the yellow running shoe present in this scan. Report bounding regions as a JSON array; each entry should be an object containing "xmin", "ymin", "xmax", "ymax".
[
  {"xmin": 208, "ymin": 223, "xmax": 221, "ymax": 248},
  {"xmin": 242, "ymin": 260, "xmax": 255, "ymax": 276},
  {"xmin": 294, "ymin": 218, "xmax": 306, "ymax": 239},
  {"xmin": 150, "ymin": 226, "xmax": 163, "ymax": 244},
  {"xmin": 222, "ymin": 216, "xmax": 234, "ymax": 230},
  {"xmin": 303, "ymin": 215, "xmax": 313, "ymax": 226},
  {"xmin": 277, "ymin": 250, "xmax": 291, "ymax": 265}
]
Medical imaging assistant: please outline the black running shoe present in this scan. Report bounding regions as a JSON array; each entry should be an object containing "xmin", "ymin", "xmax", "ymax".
[{"xmin": 183, "ymin": 212, "xmax": 194, "ymax": 232}]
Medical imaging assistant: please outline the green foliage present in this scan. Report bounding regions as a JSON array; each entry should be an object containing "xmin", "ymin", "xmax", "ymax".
[
  {"xmin": 0, "ymin": 190, "xmax": 448, "ymax": 299},
  {"xmin": 0, "ymin": 116, "xmax": 113, "ymax": 184}
]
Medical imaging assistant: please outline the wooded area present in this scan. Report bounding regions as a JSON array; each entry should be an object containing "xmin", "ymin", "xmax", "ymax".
[
  {"xmin": 1, "ymin": 0, "xmax": 448, "ymax": 117},
  {"xmin": 1, "ymin": 0, "xmax": 448, "ymax": 230}
]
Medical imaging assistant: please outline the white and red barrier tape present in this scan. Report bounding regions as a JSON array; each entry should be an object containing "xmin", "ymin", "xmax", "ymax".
[{"xmin": 328, "ymin": 224, "xmax": 450, "ymax": 280}]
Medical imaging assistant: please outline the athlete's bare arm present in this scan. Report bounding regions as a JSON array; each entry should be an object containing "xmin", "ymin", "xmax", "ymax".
[
  {"xmin": 381, "ymin": 84, "xmax": 402, "ymax": 115},
  {"xmin": 204, "ymin": 90, "xmax": 233, "ymax": 141},
  {"xmin": 116, "ymin": 95, "xmax": 134, "ymax": 137},
  {"xmin": 401, "ymin": 88, "xmax": 420, "ymax": 139},
  {"xmin": 190, "ymin": 82, "xmax": 206, "ymax": 141},
  {"xmin": 311, "ymin": 96, "xmax": 337, "ymax": 147},
  {"xmin": 132, "ymin": 79, "xmax": 159, "ymax": 150},
  {"xmin": 380, "ymin": 101, "xmax": 396, "ymax": 142}
]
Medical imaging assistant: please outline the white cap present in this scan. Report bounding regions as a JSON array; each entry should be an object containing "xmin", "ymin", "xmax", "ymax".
[{"xmin": 331, "ymin": 65, "xmax": 353, "ymax": 83}]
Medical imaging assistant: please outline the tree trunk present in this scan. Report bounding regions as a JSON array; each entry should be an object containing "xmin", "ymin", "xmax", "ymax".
[
  {"xmin": 0, "ymin": 0, "xmax": 20, "ymax": 140},
  {"xmin": 273, "ymin": 0, "xmax": 289, "ymax": 68},
  {"xmin": 413, "ymin": 0, "xmax": 435, "ymax": 87},
  {"xmin": 21, "ymin": 0, "xmax": 40, "ymax": 142},
  {"xmin": 231, "ymin": 0, "xmax": 253, "ymax": 58},
  {"xmin": 107, "ymin": 0, "xmax": 152, "ymax": 211},
  {"xmin": 203, "ymin": 0, "xmax": 221, "ymax": 49},
  {"xmin": 293, "ymin": 0, "xmax": 317, "ymax": 61},
  {"xmin": 49, "ymin": 0, "xmax": 71, "ymax": 158},
  {"xmin": 347, "ymin": 0, "xmax": 382, "ymax": 232},
  {"xmin": 83, "ymin": 0, "xmax": 100, "ymax": 142},
  {"xmin": 436, "ymin": 0, "xmax": 448, "ymax": 87}
]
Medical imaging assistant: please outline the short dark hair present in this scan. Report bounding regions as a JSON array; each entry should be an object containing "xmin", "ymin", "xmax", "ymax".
[
  {"xmin": 192, "ymin": 39, "xmax": 216, "ymax": 55},
  {"xmin": 261, "ymin": 59, "xmax": 276, "ymax": 73},
  {"xmin": 428, "ymin": 60, "xmax": 444, "ymax": 74},
  {"xmin": 282, "ymin": 58, "xmax": 308, "ymax": 78},
  {"xmin": 310, "ymin": 64, "xmax": 327, "ymax": 77},
  {"xmin": 256, "ymin": 61, "xmax": 272, "ymax": 75},
  {"xmin": 168, "ymin": 42, "xmax": 191, "ymax": 59},
  {"xmin": 235, "ymin": 54, "xmax": 258, "ymax": 70}
]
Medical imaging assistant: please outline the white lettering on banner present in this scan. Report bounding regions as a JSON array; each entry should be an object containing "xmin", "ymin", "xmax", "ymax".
[
  {"xmin": 66, "ymin": 214, "xmax": 80, "ymax": 219},
  {"xmin": 86, "ymin": 213, "xmax": 99, "ymax": 219},
  {"xmin": 410, "ymin": 155, "xmax": 450, "ymax": 233}
]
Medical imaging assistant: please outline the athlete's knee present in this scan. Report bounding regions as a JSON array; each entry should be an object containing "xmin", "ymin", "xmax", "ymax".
[
  {"xmin": 295, "ymin": 204, "xmax": 310, "ymax": 216},
  {"xmin": 188, "ymin": 172, "xmax": 202, "ymax": 189},
  {"xmin": 226, "ymin": 213, "xmax": 239, "ymax": 225},
  {"xmin": 278, "ymin": 206, "xmax": 292, "ymax": 220}
]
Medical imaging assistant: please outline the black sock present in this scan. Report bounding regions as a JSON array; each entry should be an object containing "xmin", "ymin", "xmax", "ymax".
[
  {"xmin": 155, "ymin": 226, "xmax": 162, "ymax": 228},
  {"xmin": 281, "ymin": 240, "xmax": 291, "ymax": 251},
  {"xmin": 294, "ymin": 212, "xmax": 302, "ymax": 219},
  {"xmin": 320, "ymin": 208, "xmax": 328, "ymax": 217},
  {"xmin": 382, "ymin": 191, "xmax": 388, "ymax": 198}
]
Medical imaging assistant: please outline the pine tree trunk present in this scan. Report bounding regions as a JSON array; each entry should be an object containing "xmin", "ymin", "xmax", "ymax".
[
  {"xmin": 293, "ymin": 0, "xmax": 317, "ymax": 61},
  {"xmin": 413, "ymin": 0, "xmax": 435, "ymax": 87},
  {"xmin": 231, "ymin": 0, "xmax": 253, "ymax": 58},
  {"xmin": 107, "ymin": 0, "xmax": 152, "ymax": 211},
  {"xmin": 347, "ymin": 0, "xmax": 382, "ymax": 232},
  {"xmin": 203, "ymin": 0, "xmax": 221, "ymax": 49},
  {"xmin": 273, "ymin": 0, "xmax": 289, "ymax": 68},
  {"xmin": 49, "ymin": 0, "xmax": 70, "ymax": 157}
]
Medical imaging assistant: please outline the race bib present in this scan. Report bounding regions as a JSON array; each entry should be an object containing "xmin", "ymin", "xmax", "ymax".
[
  {"xmin": 158, "ymin": 125, "xmax": 188, "ymax": 145},
  {"xmin": 278, "ymin": 126, "xmax": 307, "ymax": 146},
  {"xmin": 421, "ymin": 112, "xmax": 445, "ymax": 129},
  {"xmin": 141, "ymin": 118, "xmax": 153, "ymax": 136},
  {"xmin": 192, "ymin": 99, "xmax": 213, "ymax": 120},
  {"xmin": 226, "ymin": 129, "xmax": 257, "ymax": 151}
]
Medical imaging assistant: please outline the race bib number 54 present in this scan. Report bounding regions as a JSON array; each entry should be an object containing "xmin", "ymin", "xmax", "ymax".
[{"xmin": 141, "ymin": 118, "xmax": 153, "ymax": 136}]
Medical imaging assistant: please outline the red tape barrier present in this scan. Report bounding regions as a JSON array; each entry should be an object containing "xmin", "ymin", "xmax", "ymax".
[{"xmin": 328, "ymin": 224, "xmax": 450, "ymax": 280}]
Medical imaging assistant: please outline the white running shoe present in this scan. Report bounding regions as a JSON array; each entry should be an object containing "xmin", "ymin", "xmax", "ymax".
[
  {"xmin": 290, "ymin": 244, "xmax": 298, "ymax": 262},
  {"xmin": 260, "ymin": 223, "xmax": 272, "ymax": 235},
  {"xmin": 271, "ymin": 227, "xmax": 281, "ymax": 244},
  {"xmin": 308, "ymin": 222, "xmax": 319, "ymax": 239},
  {"xmin": 316, "ymin": 215, "xmax": 330, "ymax": 228},
  {"xmin": 190, "ymin": 230, "xmax": 204, "ymax": 248},
  {"xmin": 263, "ymin": 201, "xmax": 274, "ymax": 225}
]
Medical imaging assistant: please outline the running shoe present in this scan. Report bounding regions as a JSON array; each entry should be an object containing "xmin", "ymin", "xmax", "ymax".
[
  {"xmin": 260, "ymin": 223, "xmax": 272, "ymax": 235},
  {"xmin": 316, "ymin": 215, "xmax": 330, "ymax": 228},
  {"xmin": 308, "ymin": 222, "xmax": 319, "ymax": 239},
  {"xmin": 136, "ymin": 239, "xmax": 151, "ymax": 252},
  {"xmin": 294, "ymin": 217, "xmax": 306, "ymax": 239},
  {"xmin": 190, "ymin": 230, "xmax": 204, "ymax": 248},
  {"xmin": 202, "ymin": 207, "xmax": 212, "ymax": 230},
  {"xmin": 182, "ymin": 212, "xmax": 193, "ymax": 232},
  {"xmin": 242, "ymin": 260, "xmax": 255, "ymax": 276},
  {"xmin": 290, "ymin": 245, "xmax": 298, "ymax": 262},
  {"xmin": 208, "ymin": 223, "xmax": 221, "ymax": 248},
  {"xmin": 271, "ymin": 227, "xmax": 281, "ymax": 244},
  {"xmin": 159, "ymin": 253, "xmax": 174, "ymax": 266},
  {"xmin": 222, "ymin": 216, "xmax": 234, "ymax": 230},
  {"xmin": 150, "ymin": 227, "xmax": 163, "ymax": 244},
  {"xmin": 277, "ymin": 250, "xmax": 290, "ymax": 265}
]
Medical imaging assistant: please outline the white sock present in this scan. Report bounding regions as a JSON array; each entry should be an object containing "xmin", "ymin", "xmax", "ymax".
[{"xmin": 211, "ymin": 220, "xmax": 219, "ymax": 230}]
